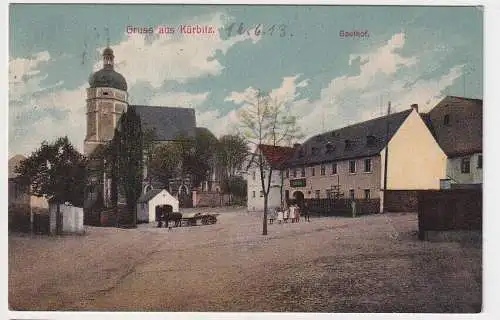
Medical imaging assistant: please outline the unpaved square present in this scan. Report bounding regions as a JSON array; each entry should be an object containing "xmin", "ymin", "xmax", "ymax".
[{"xmin": 8, "ymin": 209, "xmax": 481, "ymax": 312}]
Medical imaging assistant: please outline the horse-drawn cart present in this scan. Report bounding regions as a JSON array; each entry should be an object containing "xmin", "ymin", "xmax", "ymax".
[
  {"xmin": 155, "ymin": 206, "xmax": 219, "ymax": 228},
  {"xmin": 181, "ymin": 212, "xmax": 219, "ymax": 226}
]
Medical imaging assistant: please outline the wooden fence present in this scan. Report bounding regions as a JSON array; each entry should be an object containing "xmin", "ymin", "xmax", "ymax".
[
  {"xmin": 305, "ymin": 198, "xmax": 380, "ymax": 216},
  {"xmin": 417, "ymin": 189, "xmax": 482, "ymax": 240}
]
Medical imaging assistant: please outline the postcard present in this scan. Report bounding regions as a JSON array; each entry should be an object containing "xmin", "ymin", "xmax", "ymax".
[{"xmin": 8, "ymin": 2, "xmax": 483, "ymax": 316}]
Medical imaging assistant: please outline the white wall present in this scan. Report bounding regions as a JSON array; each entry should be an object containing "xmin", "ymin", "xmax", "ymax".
[
  {"xmin": 49, "ymin": 203, "xmax": 84, "ymax": 234},
  {"xmin": 246, "ymin": 167, "xmax": 282, "ymax": 212},
  {"xmin": 446, "ymin": 153, "xmax": 482, "ymax": 184},
  {"xmin": 146, "ymin": 190, "xmax": 180, "ymax": 223},
  {"xmin": 380, "ymin": 109, "xmax": 447, "ymax": 190}
]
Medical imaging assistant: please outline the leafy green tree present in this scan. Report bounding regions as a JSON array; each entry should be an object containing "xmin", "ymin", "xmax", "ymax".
[
  {"xmin": 148, "ymin": 142, "xmax": 183, "ymax": 189},
  {"xmin": 236, "ymin": 89, "xmax": 303, "ymax": 235},
  {"xmin": 169, "ymin": 129, "xmax": 219, "ymax": 190},
  {"xmin": 217, "ymin": 134, "xmax": 249, "ymax": 179},
  {"xmin": 190, "ymin": 128, "xmax": 219, "ymax": 188},
  {"xmin": 221, "ymin": 175, "xmax": 247, "ymax": 201},
  {"xmin": 15, "ymin": 137, "xmax": 87, "ymax": 232}
]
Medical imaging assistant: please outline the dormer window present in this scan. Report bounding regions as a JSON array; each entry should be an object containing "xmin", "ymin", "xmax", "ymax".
[
  {"xmin": 344, "ymin": 139, "xmax": 352, "ymax": 150},
  {"xmin": 366, "ymin": 135, "xmax": 376, "ymax": 147},
  {"xmin": 325, "ymin": 142, "xmax": 335, "ymax": 153},
  {"xmin": 444, "ymin": 114, "xmax": 450, "ymax": 126}
]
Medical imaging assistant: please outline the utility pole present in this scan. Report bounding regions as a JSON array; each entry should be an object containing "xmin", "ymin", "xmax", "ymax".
[{"xmin": 382, "ymin": 101, "xmax": 391, "ymax": 213}]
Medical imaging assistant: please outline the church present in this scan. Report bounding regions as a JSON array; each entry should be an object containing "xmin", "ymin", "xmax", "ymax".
[{"xmin": 83, "ymin": 47, "xmax": 219, "ymax": 224}]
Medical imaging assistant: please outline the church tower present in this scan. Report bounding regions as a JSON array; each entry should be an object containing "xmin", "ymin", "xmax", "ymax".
[{"xmin": 84, "ymin": 47, "xmax": 128, "ymax": 155}]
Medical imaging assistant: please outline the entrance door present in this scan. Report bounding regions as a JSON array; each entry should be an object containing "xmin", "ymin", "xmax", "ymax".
[{"xmin": 292, "ymin": 191, "xmax": 305, "ymax": 207}]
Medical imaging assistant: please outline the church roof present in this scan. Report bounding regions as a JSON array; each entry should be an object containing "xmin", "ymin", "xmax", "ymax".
[
  {"xmin": 132, "ymin": 105, "xmax": 196, "ymax": 141},
  {"xmin": 88, "ymin": 68, "xmax": 128, "ymax": 91}
]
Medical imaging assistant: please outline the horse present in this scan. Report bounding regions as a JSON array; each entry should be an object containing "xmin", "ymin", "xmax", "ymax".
[{"xmin": 164, "ymin": 211, "xmax": 183, "ymax": 228}]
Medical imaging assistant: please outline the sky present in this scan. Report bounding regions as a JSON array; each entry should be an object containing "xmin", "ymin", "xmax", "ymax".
[{"xmin": 8, "ymin": 4, "xmax": 483, "ymax": 157}]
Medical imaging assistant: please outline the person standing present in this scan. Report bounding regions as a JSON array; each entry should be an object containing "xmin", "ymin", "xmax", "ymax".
[
  {"xmin": 284, "ymin": 202, "xmax": 290, "ymax": 223},
  {"xmin": 277, "ymin": 206, "xmax": 284, "ymax": 224},
  {"xmin": 303, "ymin": 201, "xmax": 310, "ymax": 222},
  {"xmin": 289, "ymin": 202, "xmax": 296, "ymax": 223}
]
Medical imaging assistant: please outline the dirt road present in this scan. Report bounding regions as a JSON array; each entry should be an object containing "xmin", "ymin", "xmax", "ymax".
[{"xmin": 8, "ymin": 209, "xmax": 481, "ymax": 312}]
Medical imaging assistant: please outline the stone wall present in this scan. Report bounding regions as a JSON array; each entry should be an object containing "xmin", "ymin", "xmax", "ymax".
[{"xmin": 193, "ymin": 191, "xmax": 230, "ymax": 207}]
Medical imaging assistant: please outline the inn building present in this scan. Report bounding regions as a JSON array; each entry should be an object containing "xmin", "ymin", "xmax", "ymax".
[{"xmin": 281, "ymin": 104, "xmax": 447, "ymax": 212}]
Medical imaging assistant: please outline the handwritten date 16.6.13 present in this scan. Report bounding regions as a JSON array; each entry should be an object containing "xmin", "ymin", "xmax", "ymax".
[{"xmin": 224, "ymin": 23, "xmax": 290, "ymax": 38}]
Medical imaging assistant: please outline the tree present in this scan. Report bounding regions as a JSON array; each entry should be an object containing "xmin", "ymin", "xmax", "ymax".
[
  {"xmin": 181, "ymin": 128, "xmax": 219, "ymax": 189},
  {"xmin": 217, "ymin": 134, "xmax": 249, "ymax": 180},
  {"xmin": 237, "ymin": 89, "xmax": 302, "ymax": 235},
  {"xmin": 15, "ymin": 137, "xmax": 87, "ymax": 233},
  {"xmin": 114, "ymin": 106, "xmax": 144, "ymax": 228},
  {"xmin": 148, "ymin": 142, "xmax": 183, "ymax": 189},
  {"xmin": 221, "ymin": 175, "xmax": 247, "ymax": 203}
]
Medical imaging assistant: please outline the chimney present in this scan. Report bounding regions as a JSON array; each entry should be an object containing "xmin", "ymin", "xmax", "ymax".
[{"xmin": 411, "ymin": 104, "xmax": 419, "ymax": 113}]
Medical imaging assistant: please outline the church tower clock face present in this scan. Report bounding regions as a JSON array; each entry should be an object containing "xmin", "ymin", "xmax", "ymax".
[{"xmin": 84, "ymin": 47, "xmax": 128, "ymax": 155}]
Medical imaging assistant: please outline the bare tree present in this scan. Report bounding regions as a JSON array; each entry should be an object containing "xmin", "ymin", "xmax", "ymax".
[{"xmin": 237, "ymin": 89, "xmax": 302, "ymax": 235}]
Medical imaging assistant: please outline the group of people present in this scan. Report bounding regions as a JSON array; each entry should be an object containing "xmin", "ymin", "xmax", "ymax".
[{"xmin": 269, "ymin": 201, "xmax": 310, "ymax": 224}]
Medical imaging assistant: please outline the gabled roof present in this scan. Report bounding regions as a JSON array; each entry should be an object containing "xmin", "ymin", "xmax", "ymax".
[
  {"xmin": 284, "ymin": 109, "xmax": 413, "ymax": 167},
  {"xmin": 132, "ymin": 105, "xmax": 196, "ymax": 141},
  {"xmin": 246, "ymin": 144, "xmax": 296, "ymax": 170},
  {"xmin": 259, "ymin": 144, "xmax": 296, "ymax": 168},
  {"xmin": 423, "ymin": 96, "xmax": 482, "ymax": 157},
  {"xmin": 137, "ymin": 189, "xmax": 164, "ymax": 203},
  {"xmin": 8, "ymin": 155, "xmax": 27, "ymax": 179}
]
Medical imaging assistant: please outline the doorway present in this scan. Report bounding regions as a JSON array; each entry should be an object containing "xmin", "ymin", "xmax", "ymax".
[{"xmin": 292, "ymin": 191, "xmax": 305, "ymax": 207}]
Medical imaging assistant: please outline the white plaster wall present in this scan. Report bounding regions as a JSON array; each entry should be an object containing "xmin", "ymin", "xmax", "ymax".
[
  {"xmin": 247, "ymin": 185, "xmax": 282, "ymax": 212},
  {"xmin": 62, "ymin": 205, "xmax": 84, "ymax": 234},
  {"xmin": 147, "ymin": 190, "xmax": 180, "ymax": 223},
  {"xmin": 49, "ymin": 203, "xmax": 84, "ymax": 234},
  {"xmin": 246, "ymin": 167, "xmax": 283, "ymax": 212},
  {"xmin": 446, "ymin": 153, "xmax": 482, "ymax": 184},
  {"xmin": 380, "ymin": 109, "xmax": 447, "ymax": 190}
]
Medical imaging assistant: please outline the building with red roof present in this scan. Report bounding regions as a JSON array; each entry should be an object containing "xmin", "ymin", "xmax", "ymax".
[{"xmin": 245, "ymin": 144, "xmax": 296, "ymax": 212}]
